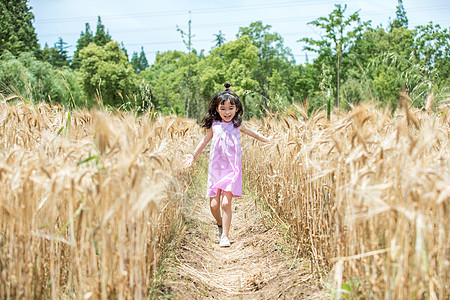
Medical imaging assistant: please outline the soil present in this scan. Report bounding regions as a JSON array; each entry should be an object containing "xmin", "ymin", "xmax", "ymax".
[{"xmin": 156, "ymin": 183, "xmax": 326, "ymax": 299}]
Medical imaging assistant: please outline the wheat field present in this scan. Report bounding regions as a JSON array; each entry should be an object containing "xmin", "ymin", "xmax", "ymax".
[
  {"xmin": 1, "ymin": 96, "xmax": 449, "ymax": 299},
  {"xmin": 243, "ymin": 98, "xmax": 449, "ymax": 298},
  {"xmin": 0, "ymin": 101, "xmax": 196, "ymax": 298}
]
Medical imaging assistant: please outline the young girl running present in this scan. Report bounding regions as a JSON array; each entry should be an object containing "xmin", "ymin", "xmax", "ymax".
[{"xmin": 184, "ymin": 83, "xmax": 271, "ymax": 247}]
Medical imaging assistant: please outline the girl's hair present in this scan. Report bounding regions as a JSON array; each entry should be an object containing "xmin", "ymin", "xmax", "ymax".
[{"xmin": 200, "ymin": 83, "xmax": 243, "ymax": 128}]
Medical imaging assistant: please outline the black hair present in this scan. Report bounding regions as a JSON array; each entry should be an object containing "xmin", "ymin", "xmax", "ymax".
[{"xmin": 200, "ymin": 83, "xmax": 243, "ymax": 129}]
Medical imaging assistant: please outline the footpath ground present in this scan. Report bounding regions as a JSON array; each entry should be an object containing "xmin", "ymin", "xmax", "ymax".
[{"xmin": 157, "ymin": 170, "xmax": 326, "ymax": 299}]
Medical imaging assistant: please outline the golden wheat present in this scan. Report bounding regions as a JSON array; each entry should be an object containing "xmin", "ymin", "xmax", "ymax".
[
  {"xmin": 1, "ymin": 96, "xmax": 449, "ymax": 298},
  {"xmin": 243, "ymin": 101, "xmax": 449, "ymax": 298},
  {"xmin": 0, "ymin": 101, "xmax": 196, "ymax": 299}
]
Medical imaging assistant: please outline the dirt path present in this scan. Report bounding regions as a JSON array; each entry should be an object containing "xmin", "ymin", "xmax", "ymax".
[{"xmin": 157, "ymin": 172, "xmax": 325, "ymax": 299}]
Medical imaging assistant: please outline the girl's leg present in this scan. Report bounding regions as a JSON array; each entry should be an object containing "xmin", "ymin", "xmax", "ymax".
[
  {"xmin": 221, "ymin": 191, "xmax": 233, "ymax": 237},
  {"xmin": 210, "ymin": 190, "xmax": 222, "ymax": 226}
]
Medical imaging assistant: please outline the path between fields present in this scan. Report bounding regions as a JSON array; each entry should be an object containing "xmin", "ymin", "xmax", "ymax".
[{"xmin": 158, "ymin": 185, "xmax": 325, "ymax": 299}]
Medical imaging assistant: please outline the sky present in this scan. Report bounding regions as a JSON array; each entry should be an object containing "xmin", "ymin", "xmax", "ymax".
[{"xmin": 29, "ymin": 0, "xmax": 450, "ymax": 65}]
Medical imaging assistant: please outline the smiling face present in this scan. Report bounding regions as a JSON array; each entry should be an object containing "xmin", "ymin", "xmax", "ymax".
[{"xmin": 216, "ymin": 100, "xmax": 237, "ymax": 123}]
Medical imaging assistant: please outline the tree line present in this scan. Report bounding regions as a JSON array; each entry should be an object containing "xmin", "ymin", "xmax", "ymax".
[{"xmin": 1, "ymin": 0, "xmax": 449, "ymax": 120}]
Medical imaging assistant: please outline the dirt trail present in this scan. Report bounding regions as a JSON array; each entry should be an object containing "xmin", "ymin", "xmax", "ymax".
[{"xmin": 158, "ymin": 180, "xmax": 325, "ymax": 299}]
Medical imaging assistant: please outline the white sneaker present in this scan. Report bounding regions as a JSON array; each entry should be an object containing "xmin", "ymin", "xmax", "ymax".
[
  {"xmin": 217, "ymin": 225, "xmax": 223, "ymax": 238},
  {"xmin": 219, "ymin": 235, "xmax": 231, "ymax": 247}
]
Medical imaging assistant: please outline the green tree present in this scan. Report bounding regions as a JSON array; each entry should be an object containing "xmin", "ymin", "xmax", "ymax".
[
  {"xmin": 350, "ymin": 25, "xmax": 416, "ymax": 107},
  {"xmin": 39, "ymin": 43, "xmax": 56, "ymax": 63},
  {"xmin": 79, "ymin": 41, "xmax": 137, "ymax": 107},
  {"xmin": 131, "ymin": 52, "xmax": 139, "ymax": 72},
  {"xmin": 39, "ymin": 42, "xmax": 68, "ymax": 68},
  {"xmin": 212, "ymin": 30, "xmax": 226, "ymax": 50},
  {"xmin": 237, "ymin": 21, "xmax": 294, "ymax": 109},
  {"xmin": 72, "ymin": 23, "xmax": 93, "ymax": 69},
  {"xmin": 141, "ymin": 50, "xmax": 197, "ymax": 115},
  {"xmin": 93, "ymin": 16, "xmax": 112, "ymax": 46},
  {"xmin": 47, "ymin": 37, "xmax": 70, "ymax": 68},
  {"xmin": 203, "ymin": 35, "xmax": 259, "ymax": 93},
  {"xmin": 120, "ymin": 42, "xmax": 129, "ymax": 59},
  {"xmin": 413, "ymin": 23, "xmax": 450, "ymax": 89},
  {"xmin": 203, "ymin": 36, "xmax": 260, "ymax": 118},
  {"xmin": 139, "ymin": 47, "xmax": 149, "ymax": 70},
  {"xmin": 391, "ymin": 0, "xmax": 408, "ymax": 30},
  {"xmin": 300, "ymin": 4, "xmax": 369, "ymax": 108},
  {"xmin": 131, "ymin": 47, "xmax": 149, "ymax": 73},
  {"xmin": 0, "ymin": 0, "xmax": 39, "ymax": 56},
  {"xmin": 286, "ymin": 63, "xmax": 316, "ymax": 105}
]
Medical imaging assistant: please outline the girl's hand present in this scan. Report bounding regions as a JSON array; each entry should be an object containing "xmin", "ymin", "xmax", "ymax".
[
  {"xmin": 183, "ymin": 154, "xmax": 195, "ymax": 168},
  {"xmin": 266, "ymin": 134, "xmax": 277, "ymax": 144}
]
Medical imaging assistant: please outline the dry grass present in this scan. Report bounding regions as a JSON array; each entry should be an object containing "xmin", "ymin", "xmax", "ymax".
[
  {"xmin": 242, "ymin": 100, "xmax": 449, "ymax": 298},
  {"xmin": 0, "ymin": 100, "xmax": 195, "ymax": 299}
]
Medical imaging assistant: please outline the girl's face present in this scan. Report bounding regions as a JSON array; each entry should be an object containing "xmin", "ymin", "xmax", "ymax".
[{"xmin": 216, "ymin": 100, "xmax": 237, "ymax": 123}]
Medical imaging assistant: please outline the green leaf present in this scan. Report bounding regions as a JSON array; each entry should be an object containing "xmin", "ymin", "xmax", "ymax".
[
  {"xmin": 77, "ymin": 155, "xmax": 98, "ymax": 166},
  {"xmin": 341, "ymin": 283, "xmax": 351, "ymax": 293},
  {"xmin": 57, "ymin": 205, "xmax": 84, "ymax": 237},
  {"xmin": 57, "ymin": 126, "xmax": 64, "ymax": 136},
  {"xmin": 39, "ymin": 222, "xmax": 52, "ymax": 229}
]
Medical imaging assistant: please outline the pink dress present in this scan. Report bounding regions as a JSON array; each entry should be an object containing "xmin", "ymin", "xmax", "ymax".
[{"xmin": 206, "ymin": 121, "xmax": 242, "ymax": 198}]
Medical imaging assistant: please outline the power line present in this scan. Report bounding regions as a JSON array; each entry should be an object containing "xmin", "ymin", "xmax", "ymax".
[
  {"xmin": 35, "ymin": 2, "xmax": 450, "ymax": 24},
  {"xmin": 37, "ymin": 15, "xmax": 314, "ymax": 38},
  {"xmin": 35, "ymin": 0, "xmax": 337, "ymax": 23},
  {"xmin": 36, "ymin": 15, "xmax": 450, "ymax": 40},
  {"xmin": 35, "ymin": 3, "xmax": 450, "ymax": 39}
]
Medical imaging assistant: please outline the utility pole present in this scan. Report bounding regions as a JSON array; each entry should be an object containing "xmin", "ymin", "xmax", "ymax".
[
  {"xmin": 336, "ymin": 41, "xmax": 341, "ymax": 108},
  {"xmin": 187, "ymin": 11, "xmax": 192, "ymax": 118},
  {"xmin": 176, "ymin": 11, "xmax": 193, "ymax": 118}
]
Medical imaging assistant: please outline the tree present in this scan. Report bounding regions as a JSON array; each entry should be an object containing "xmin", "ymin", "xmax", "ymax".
[
  {"xmin": 131, "ymin": 52, "xmax": 139, "ymax": 72},
  {"xmin": 141, "ymin": 50, "xmax": 197, "ymax": 115},
  {"xmin": 212, "ymin": 30, "xmax": 226, "ymax": 50},
  {"xmin": 79, "ymin": 41, "xmax": 137, "ymax": 107},
  {"xmin": 204, "ymin": 35, "xmax": 259, "ymax": 94},
  {"xmin": 203, "ymin": 36, "xmax": 260, "ymax": 118},
  {"xmin": 120, "ymin": 42, "xmax": 129, "ymax": 59},
  {"xmin": 300, "ymin": 4, "xmax": 369, "ymax": 107},
  {"xmin": 391, "ymin": 0, "xmax": 408, "ymax": 30},
  {"xmin": 144, "ymin": 36, "xmax": 259, "ymax": 121},
  {"xmin": 39, "ymin": 43, "xmax": 52, "ymax": 61},
  {"xmin": 39, "ymin": 41, "xmax": 68, "ymax": 68},
  {"xmin": 413, "ymin": 23, "xmax": 450, "ymax": 89},
  {"xmin": 49, "ymin": 37, "xmax": 70, "ymax": 68},
  {"xmin": 350, "ymin": 24, "xmax": 416, "ymax": 108},
  {"xmin": 237, "ymin": 21, "xmax": 294, "ymax": 110},
  {"xmin": 72, "ymin": 23, "xmax": 93, "ymax": 69},
  {"xmin": 93, "ymin": 16, "xmax": 112, "ymax": 46},
  {"xmin": 139, "ymin": 47, "xmax": 149, "ymax": 70},
  {"xmin": 286, "ymin": 63, "xmax": 316, "ymax": 106},
  {"xmin": 131, "ymin": 47, "xmax": 148, "ymax": 73},
  {"xmin": 0, "ymin": 0, "xmax": 38, "ymax": 56}
]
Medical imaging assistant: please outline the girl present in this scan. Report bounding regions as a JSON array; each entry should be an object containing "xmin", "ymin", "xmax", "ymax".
[{"xmin": 184, "ymin": 83, "xmax": 271, "ymax": 247}]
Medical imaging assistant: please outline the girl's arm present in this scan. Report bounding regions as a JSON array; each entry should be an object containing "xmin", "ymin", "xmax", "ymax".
[
  {"xmin": 184, "ymin": 128, "xmax": 213, "ymax": 167},
  {"xmin": 240, "ymin": 123, "xmax": 271, "ymax": 143}
]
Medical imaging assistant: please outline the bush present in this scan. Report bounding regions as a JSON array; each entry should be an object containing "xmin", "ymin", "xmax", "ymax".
[{"xmin": 0, "ymin": 51, "xmax": 84, "ymax": 107}]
